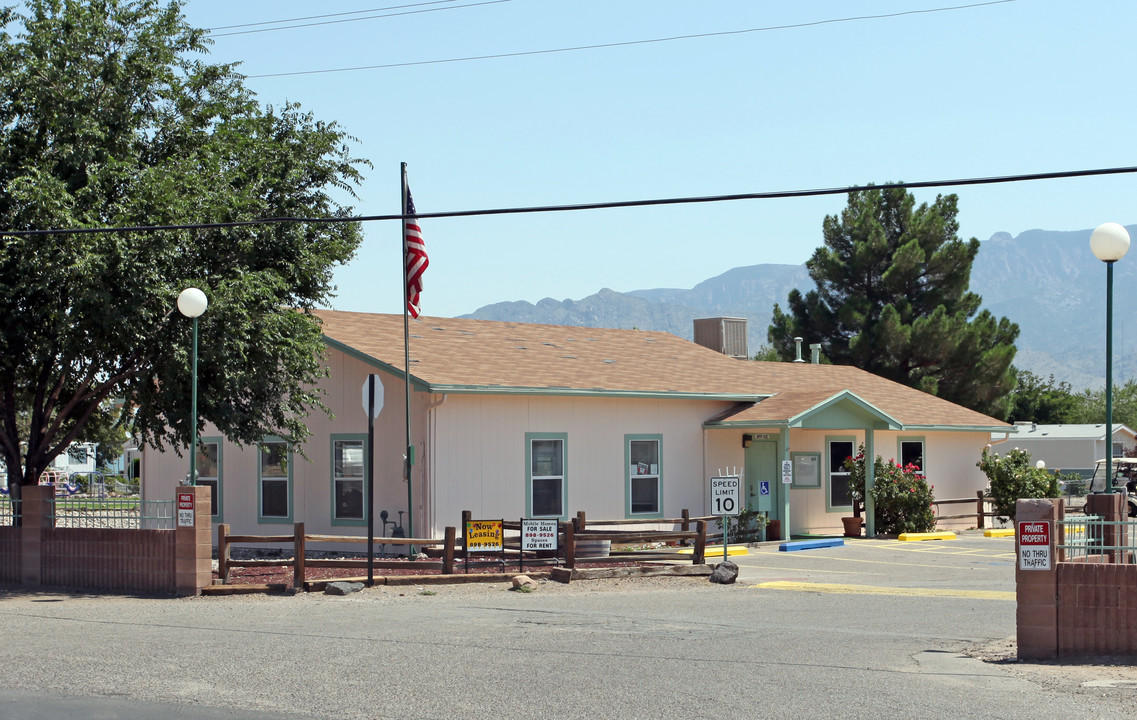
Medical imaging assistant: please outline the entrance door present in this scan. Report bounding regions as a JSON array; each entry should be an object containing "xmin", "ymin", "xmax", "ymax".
[{"xmin": 745, "ymin": 440, "xmax": 780, "ymax": 524}]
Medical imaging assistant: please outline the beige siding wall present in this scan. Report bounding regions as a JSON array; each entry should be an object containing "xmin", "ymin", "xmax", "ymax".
[
  {"xmin": 429, "ymin": 395, "xmax": 724, "ymax": 534},
  {"xmin": 785, "ymin": 429, "xmax": 992, "ymax": 534},
  {"xmin": 144, "ymin": 348, "xmax": 430, "ymax": 544}
]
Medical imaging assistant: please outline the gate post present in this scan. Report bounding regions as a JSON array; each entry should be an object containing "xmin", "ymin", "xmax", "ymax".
[
  {"xmin": 1015, "ymin": 498, "xmax": 1060, "ymax": 660},
  {"xmin": 174, "ymin": 485, "xmax": 213, "ymax": 596},
  {"xmin": 19, "ymin": 485, "xmax": 54, "ymax": 587}
]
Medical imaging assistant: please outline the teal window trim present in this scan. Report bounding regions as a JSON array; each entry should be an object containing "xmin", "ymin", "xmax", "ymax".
[
  {"xmin": 825, "ymin": 436, "xmax": 856, "ymax": 513},
  {"xmin": 625, "ymin": 434, "xmax": 663, "ymax": 518},
  {"xmin": 331, "ymin": 433, "xmax": 368, "ymax": 527},
  {"xmin": 790, "ymin": 451, "xmax": 822, "ymax": 489},
  {"xmin": 197, "ymin": 436, "xmax": 223, "ymax": 521},
  {"xmin": 257, "ymin": 437, "xmax": 292, "ymax": 524},
  {"xmin": 525, "ymin": 432, "xmax": 567, "ymax": 521},
  {"xmin": 897, "ymin": 436, "xmax": 926, "ymax": 475}
]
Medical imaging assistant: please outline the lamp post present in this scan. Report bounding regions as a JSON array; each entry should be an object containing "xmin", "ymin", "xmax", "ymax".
[
  {"xmin": 1090, "ymin": 223, "xmax": 1130, "ymax": 493},
  {"xmin": 177, "ymin": 288, "xmax": 208, "ymax": 486}
]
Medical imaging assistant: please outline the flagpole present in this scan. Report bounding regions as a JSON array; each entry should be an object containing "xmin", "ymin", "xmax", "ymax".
[{"xmin": 400, "ymin": 162, "xmax": 415, "ymax": 546}]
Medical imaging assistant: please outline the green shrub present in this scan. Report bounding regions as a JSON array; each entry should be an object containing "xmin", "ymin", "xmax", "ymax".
[
  {"xmin": 845, "ymin": 445, "xmax": 937, "ymax": 534},
  {"xmin": 715, "ymin": 507, "xmax": 767, "ymax": 543},
  {"xmin": 976, "ymin": 447, "xmax": 1058, "ymax": 521}
]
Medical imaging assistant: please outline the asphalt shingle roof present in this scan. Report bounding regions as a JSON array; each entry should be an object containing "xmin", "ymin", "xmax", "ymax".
[{"xmin": 312, "ymin": 310, "xmax": 1010, "ymax": 430}]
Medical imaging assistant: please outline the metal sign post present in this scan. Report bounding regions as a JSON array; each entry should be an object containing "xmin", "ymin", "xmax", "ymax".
[
  {"xmin": 362, "ymin": 375, "xmax": 384, "ymax": 587},
  {"xmin": 710, "ymin": 475, "xmax": 741, "ymax": 561}
]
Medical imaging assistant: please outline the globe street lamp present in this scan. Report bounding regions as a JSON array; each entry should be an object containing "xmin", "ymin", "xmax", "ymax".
[
  {"xmin": 1090, "ymin": 222, "xmax": 1130, "ymax": 493},
  {"xmin": 177, "ymin": 288, "xmax": 208, "ymax": 486}
]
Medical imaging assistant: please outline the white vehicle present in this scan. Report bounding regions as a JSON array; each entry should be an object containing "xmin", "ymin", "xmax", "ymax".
[{"xmin": 1086, "ymin": 457, "xmax": 1137, "ymax": 518}]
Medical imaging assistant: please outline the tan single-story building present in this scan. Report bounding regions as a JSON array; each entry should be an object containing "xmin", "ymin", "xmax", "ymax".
[{"xmin": 143, "ymin": 311, "xmax": 1012, "ymax": 542}]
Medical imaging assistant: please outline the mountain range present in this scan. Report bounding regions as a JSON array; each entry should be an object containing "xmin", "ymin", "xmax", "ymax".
[{"xmin": 462, "ymin": 226, "xmax": 1137, "ymax": 390}]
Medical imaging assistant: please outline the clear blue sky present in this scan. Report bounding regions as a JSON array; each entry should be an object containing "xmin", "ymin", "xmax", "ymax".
[{"xmin": 183, "ymin": 0, "xmax": 1137, "ymax": 319}]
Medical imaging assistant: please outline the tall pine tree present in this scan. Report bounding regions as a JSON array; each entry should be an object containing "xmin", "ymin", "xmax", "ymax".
[{"xmin": 768, "ymin": 186, "xmax": 1019, "ymax": 418}]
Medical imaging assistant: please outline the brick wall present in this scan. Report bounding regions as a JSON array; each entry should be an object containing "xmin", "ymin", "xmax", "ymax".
[
  {"xmin": 0, "ymin": 528, "xmax": 19, "ymax": 583},
  {"xmin": 41, "ymin": 528, "xmax": 176, "ymax": 595},
  {"xmin": 0, "ymin": 485, "xmax": 212, "ymax": 596},
  {"xmin": 1056, "ymin": 562, "xmax": 1137, "ymax": 655},
  {"xmin": 1016, "ymin": 495, "xmax": 1137, "ymax": 659}
]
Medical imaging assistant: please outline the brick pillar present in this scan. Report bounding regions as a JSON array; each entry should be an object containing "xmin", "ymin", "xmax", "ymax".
[
  {"xmin": 1015, "ymin": 498, "xmax": 1060, "ymax": 660},
  {"xmin": 174, "ymin": 486, "xmax": 213, "ymax": 596},
  {"xmin": 1085, "ymin": 493, "xmax": 1127, "ymax": 561},
  {"xmin": 19, "ymin": 485, "xmax": 54, "ymax": 586}
]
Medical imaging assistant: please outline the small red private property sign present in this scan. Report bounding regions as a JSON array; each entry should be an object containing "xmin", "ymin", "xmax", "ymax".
[
  {"xmin": 1018, "ymin": 520, "xmax": 1050, "ymax": 570},
  {"xmin": 177, "ymin": 491, "xmax": 195, "ymax": 528}
]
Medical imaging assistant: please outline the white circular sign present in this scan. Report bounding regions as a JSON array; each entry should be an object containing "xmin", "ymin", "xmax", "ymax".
[{"xmin": 361, "ymin": 375, "xmax": 385, "ymax": 418}]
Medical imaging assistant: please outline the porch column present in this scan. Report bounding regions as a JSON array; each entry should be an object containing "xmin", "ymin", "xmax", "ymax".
[
  {"xmin": 780, "ymin": 426, "xmax": 791, "ymax": 541},
  {"xmin": 864, "ymin": 430, "xmax": 875, "ymax": 538}
]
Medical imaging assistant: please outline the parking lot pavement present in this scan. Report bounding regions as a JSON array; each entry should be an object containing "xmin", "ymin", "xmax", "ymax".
[{"xmin": 729, "ymin": 532, "xmax": 1017, "ymax": 595}]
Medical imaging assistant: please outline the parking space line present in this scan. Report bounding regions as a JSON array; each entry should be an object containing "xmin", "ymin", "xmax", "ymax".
[
  {"xmin": 736, "ymin": 565, "xmax": 871, "ymax": 576},
  {"xmin": 747, "ymin": 551, "xmax": 976, "ymax": 570},
  {"xmin": 749, "ymin": 581, "xmax": 1016, "ymax": 601}
]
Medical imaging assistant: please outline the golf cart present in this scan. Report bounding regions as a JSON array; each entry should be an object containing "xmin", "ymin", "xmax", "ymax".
[{"xmin": 1086, "ymin": 457, "xmax": 1137, "ymax": 518}]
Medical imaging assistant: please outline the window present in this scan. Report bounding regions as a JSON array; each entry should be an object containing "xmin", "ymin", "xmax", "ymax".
[
  {"xmin": 626, "ymin": 435, "xmax": 662, "ymax": 517},
  {"xmin": 259, "ymin": 440, "xmax": 290, "ymax": 522},
  {"xmin": 899, "ymin": 438, "xmax": 925, "ymax": 476},
  {"xmin": 527, "ymin": 433, "xmax": 566, "ymax": 519},
  {"xmin": 196, "ymin": 439, "xmax": 221, "ymax": 518},
  {"xmin": 827, "ymin": 438, "xmax": 855, "ymax": 511},
  {"xmin": 332, "ymin": 436, "xmax": 366, "ymax": 524}
]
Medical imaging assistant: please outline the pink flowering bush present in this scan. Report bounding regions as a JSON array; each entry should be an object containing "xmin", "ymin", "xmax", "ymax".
[{"xmin": 845, "ymin": 444, "xmax": 937, "ymax": 534}]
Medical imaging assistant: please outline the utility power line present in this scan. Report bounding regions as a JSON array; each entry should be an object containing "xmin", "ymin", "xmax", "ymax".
[
  {"xmin": 208, "ymin": 1, "xmax": 464, "ymax": 31},
  {"xmin": 2, "ymin": 163, "xmax": 1131, "ymax": 237},
  {"xmin": 209, "ymin": 0, "xmax": 510, "ymax": 38},
  {"xmin": 245, "ymin": 0, "xmax": 1019, "ymax": 78}
]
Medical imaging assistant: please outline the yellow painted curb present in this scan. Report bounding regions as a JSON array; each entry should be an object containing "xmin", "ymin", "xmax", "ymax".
[
  {"xmin": 897, "ymin": 531, "xmax": 957, "ymax": 542},
  {"xmin": 984, "ymin": 528, "xmax": 1015, "ymax": 538},
  {"xmin": 750, "ymin": 581, "xmax": 1014, "ymax": 601},
  {"xmin": 676, "ymin": 545, "xmax": 749, "ymax": 557}
]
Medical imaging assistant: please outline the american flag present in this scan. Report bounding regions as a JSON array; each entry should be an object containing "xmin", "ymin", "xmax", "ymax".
[{"xmin": 404, "ymin": 187, "xmax": 428, "ymax": 318}]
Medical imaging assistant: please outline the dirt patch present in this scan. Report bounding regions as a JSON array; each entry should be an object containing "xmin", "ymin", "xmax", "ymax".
[{"xmin": 966, "ymin": 636, "xmax": 1137, "ymax": 695}]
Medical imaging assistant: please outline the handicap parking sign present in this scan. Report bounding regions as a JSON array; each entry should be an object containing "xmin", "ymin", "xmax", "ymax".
[{"xmin": 759, "ymin": 481, "xmax": 770, "ymax": 496}]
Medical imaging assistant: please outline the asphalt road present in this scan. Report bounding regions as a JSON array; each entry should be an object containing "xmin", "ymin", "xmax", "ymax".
[{"xmin": 1, "ymin": 532, "xmax": 1133, "ymax": 719}]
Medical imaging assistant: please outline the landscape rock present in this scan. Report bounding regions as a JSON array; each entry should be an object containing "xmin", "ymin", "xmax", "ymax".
[
  {"xmin": 709, "ymin": 561, "xmax": 739, "ymax": 584},
  {"xmin": 511, "ymin": 575, "xmax": 539, "ymax": 590},
  {"xmin": 324, "ymin": 581, "xmax": 364, "ymax": 596}
]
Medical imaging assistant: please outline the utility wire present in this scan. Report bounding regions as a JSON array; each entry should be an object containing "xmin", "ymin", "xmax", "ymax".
[
  {"xmin": 245, "ymin": 0, "xmax": 1018, "ymax": 78},
  {"xmin": 208, "ymin": 1, "xmax": 463, "ymax": 32},
  {"xmin": 2, "ymin": 164, "xmax": 1132, "ymax": 237},
  {"xmin": 209, "ymin": 0, "xmax": 510, "ymax": 38}
]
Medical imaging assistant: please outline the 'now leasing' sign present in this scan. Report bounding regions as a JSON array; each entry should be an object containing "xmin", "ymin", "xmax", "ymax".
[
  {"xmin": 1018, "ymin": 520, "xmax": 1051, "ymax": 571},
  {"xmin": 466, "ymin": 520, "xmax": 504, "ymax": 553}
]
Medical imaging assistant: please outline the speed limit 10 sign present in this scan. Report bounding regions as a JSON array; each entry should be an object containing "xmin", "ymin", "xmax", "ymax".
[{"xmin": 710, "ymin": 476, "xmax": 741, "ymax": 517}]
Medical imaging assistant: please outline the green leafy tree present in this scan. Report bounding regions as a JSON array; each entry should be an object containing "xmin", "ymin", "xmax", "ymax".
[
  {"xmin": 1067, "ymin": 379, "xmax": 1137, "ymax": 430},
  {"xmin": 768, "ymin": 186, "xmax": 1019, "ymax": 418},
  {"xmin": 0, "ymin": 0, "xmax": 365, "ymax": 513},
  {"xmin": 977, "ymin": 446, "xmax": 1059, "ymax": 521},
  {"xmin": 1006, "ymin": 369, "xmax": 1081, "ymax": 424},
  {"xmin": 751, "ymin": 345, "xmax": 781, "ymax": 362}
]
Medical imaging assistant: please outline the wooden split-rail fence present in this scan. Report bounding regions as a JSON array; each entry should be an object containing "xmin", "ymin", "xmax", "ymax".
[{"xmin": 216, "ymin": 510, "xmax": 710, "ymax": 588}]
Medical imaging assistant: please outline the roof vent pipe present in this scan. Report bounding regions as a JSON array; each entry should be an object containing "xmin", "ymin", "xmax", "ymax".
[
  {"xmin": 793, "ymin": 337, "xmax": 804, "ymax": 363},
  {"xmin": 810, "ymin": 343, "xmax": 821, "ymax": 364}
]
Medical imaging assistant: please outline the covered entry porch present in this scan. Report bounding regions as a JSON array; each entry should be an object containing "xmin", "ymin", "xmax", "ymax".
[{"xmin": 705, "ymin": 390, "xmax": 901, "ymax": 538}]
